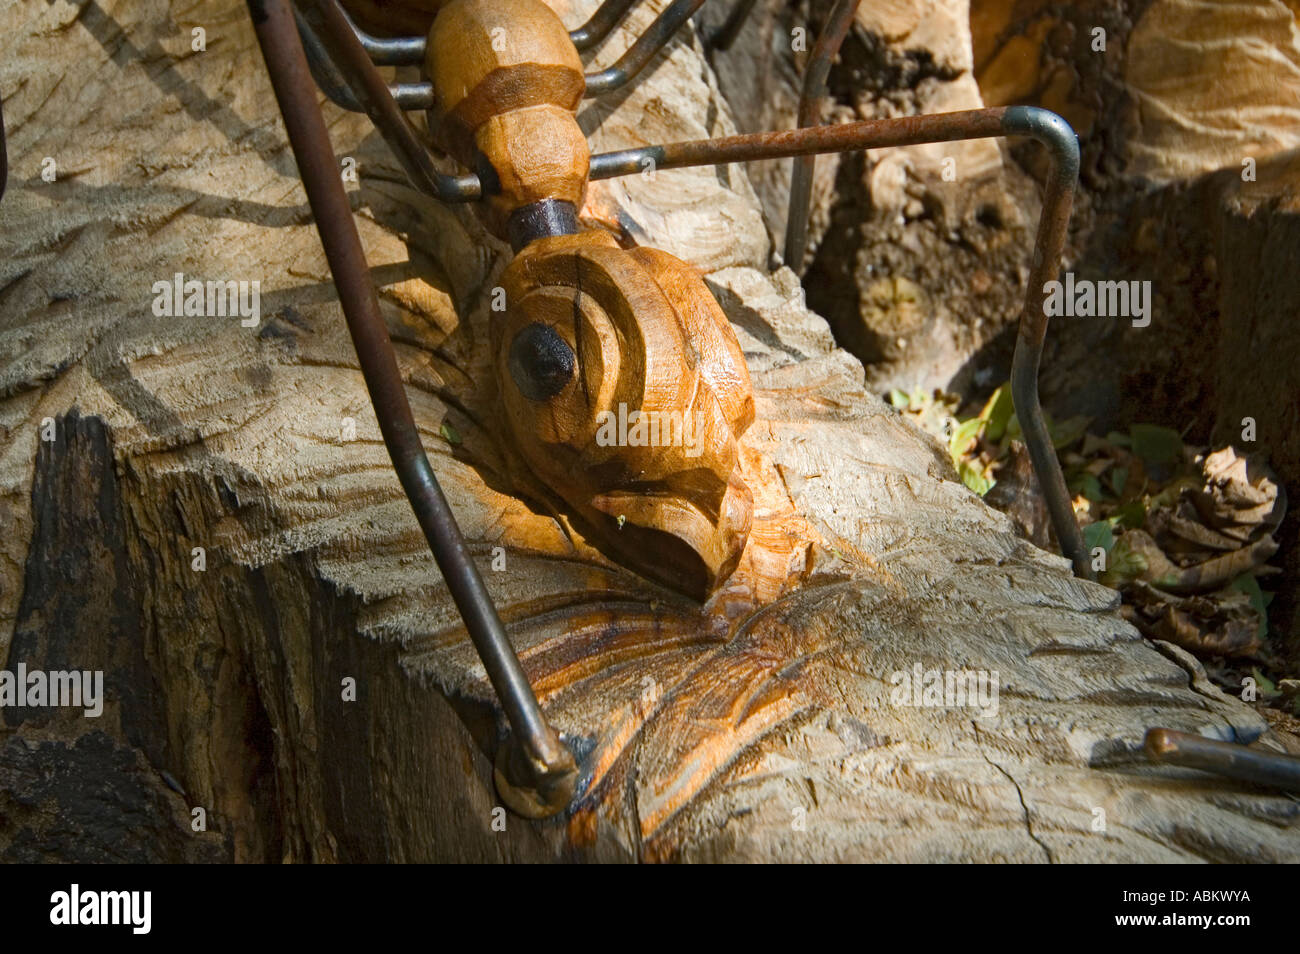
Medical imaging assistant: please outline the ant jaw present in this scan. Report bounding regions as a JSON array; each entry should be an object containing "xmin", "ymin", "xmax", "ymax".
[{"xmin": 590, "ymin": 471, "xmax": 754, "ymax": 601}]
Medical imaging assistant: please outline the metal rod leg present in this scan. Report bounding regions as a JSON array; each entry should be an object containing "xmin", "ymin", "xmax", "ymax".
[
  {"xmin": 1146, "ymin": 728, "xmax": 1300, "ymax": 792},
  {"xmin": 336, "ymin": 1, "xmax": 426, "ymax": 65},
  {"xmin": 784, "ymin": 0, "xmax": 862, "ymax": 272},
  {"xmin": 571, "ymin": 0, "xmax": 642, "ymax": 50},
  {"xmin": 294, "ymin": 6, "xmax": 364, "ymax": 112},
  {"xmin": 295, "ymin": 3, "xmax": 435, "ymax": 111},
  {"xmin": 588, "ymin": 107, "xmax": 1092, "ymax": 579},
  {"xmin": 1002, "ymin": 106, "xmax": 1091, "ymax": 579},
  {"xmin": 584, "ymin": 0, "xmax": 706, "ymax": 95},
  {"xmin": 296, "ymin": 0, "xmax": 475, "ymax": 200},
  {"xmin": 247, "ymin": 0, "xmax": 577, "ymax": 818}
]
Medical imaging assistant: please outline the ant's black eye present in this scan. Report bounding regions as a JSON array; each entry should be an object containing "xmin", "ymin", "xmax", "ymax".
[{"xmin": 508, "ymin": 323, "xmax": 575, "ymax": 401}]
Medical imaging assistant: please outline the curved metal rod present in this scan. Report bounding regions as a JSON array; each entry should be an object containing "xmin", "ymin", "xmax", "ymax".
[
  {"xmin": 247, "ymin": 0, "xmax": 576, "ymax": 816},
  {"xmin": 590, "ymin": 106, "xmax": 1093, "ymax": 579},
  {"xmin": 571, "ymin": 0, "xmax": 642, "ymax": 50},
  {"xmin": 297, "ymin": 0, "xmax": 478, "ymax": 201},
  {"xmin": 296, "ymin": 0, "xmax": 700, "ymax": 110},
  {"xmin": 709, "ymin": 0, "xmax": 758, "ymax": 52},
  {"xmin": 337, "ymin": 2, "xmax": 425, "ymax": 64},
  {"xmin": 295, "ymin": 6, "xmax": 362, "ymax": 111},
  {"xmin": 296, "ymin": 10, "xmax": 433, "ymax": 112},
  {"xmin": 1146, "ymin": 728, "xmax": 1300, "ymax": 791},
  {"xmin": 784, "ymin": 0, "xmax": 862, "ymax": 272},
  {"xmin": 1003, "ymin": 105, "xmax": 1091, "ymax": 579},
  {"xmin": 584, "ymin": 0, "xmax": 706, "ymax": 95}
]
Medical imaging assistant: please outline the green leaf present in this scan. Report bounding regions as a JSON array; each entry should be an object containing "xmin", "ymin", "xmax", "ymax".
[
  {"xmin": 889, "ymin": 388, "xmax": 910, "ymax": 409},
  {"xmin": 1107, "ymin": 465, "xmax": 1129, "ymax": 497},
  {"xmin": 1069, "ymin": 472, "xmax": 1103, "ymax": 502},
  {"xmin": 1114, "ymin": 499, "xmax": 1147, "ymax": 529},
  {"xmin": 960, "ymin": 460, "xmax": 994, "ymax": 495},
  {"xmin": 1251, "ymin": 667, "xmax": 1280, "ymax": 699},
  {"xmin": 1129, "ymin": 423, "xmax": 1183, "ymax": 468},
  {"xmin": 1102, "ymin": 536, "xmax": 1148, "ymax": 585},
  {"xmin": 1083, "ymin": 521, "xmax": 1114, "ymax": 553},
  {"xmin": 1003, "ymin": 412, "xmax": 1023, "ymax": 444},
  {"xmin": 949, "ymin": 416, "xmax": 983, "ymax": 461},
  {"xmin": 1050, "ymin": 415, "xmax": 1091, "ymax": 450},
  {"xmin": 979, "ymin": 385, "xmax": 1015, "ymax": 442},
  {"xmin": 439, "ymin": 422, "xmax": 462, "ymax": 445},
  {"xmin": 1106, "ymin": 430, "xmax": 1132, "ymax": 448}
]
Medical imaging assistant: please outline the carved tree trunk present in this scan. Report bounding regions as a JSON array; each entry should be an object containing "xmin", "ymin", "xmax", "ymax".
[{"xmin": 0, "ymin": 0, "xmax": 1297, "ymax": 862}]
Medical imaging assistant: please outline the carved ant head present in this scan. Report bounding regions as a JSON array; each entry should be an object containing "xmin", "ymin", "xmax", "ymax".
[{"xmin": 495, "ymin": 230, "xmax": 755, "ymax": 598}]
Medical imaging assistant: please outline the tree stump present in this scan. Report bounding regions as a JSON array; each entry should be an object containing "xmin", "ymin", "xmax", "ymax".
[{"xmin": 0, "ymin": 0, "xmax": 1297, "ymax": 862}]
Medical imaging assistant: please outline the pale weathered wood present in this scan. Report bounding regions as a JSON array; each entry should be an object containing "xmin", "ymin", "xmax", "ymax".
[{"xmin": 0, "ymin": 0, "xmax": 1296, "ymax": 862}]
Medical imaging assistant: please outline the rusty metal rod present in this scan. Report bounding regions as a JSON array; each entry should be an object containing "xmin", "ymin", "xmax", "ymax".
[
  {"xmin": 592, "ymin": 108, "xmax": 1008, "ymax": 174},
  {"xmin": 295, "ymin": 6, "xmax": 363, "ymax": 111},
  {"xmin": 314, "ymin": 0, "xmax": 701, "ymax": 109},
  {"xmin": 297, "ymin": 0, "xmax": 697, "ymax": 112},
  {"xmin": 1003, "ymin": 106, "xmax": 1091, "ymax": 579},
  {"xmin": 590, "ymin": 106, "xmax": 1092, "ymax": 578},
  {"xmin": 571, "ymin": 0, "xmax": 642, "ymax": 50},
  {"xmin": 247, "ymin": 0, "xmax": 576, "ymax": 816},
  {"xmin": 784, "ymin": 0, "xmax": 861, "ymax": 272},
  {"xmin": 295, "ymin": 8, "xmax": 432, "ymax": 112},
  {"xmin": 584, "ymin": 0, "xmax": 706, "ymax": 95},
  {"xmin": 295, "ymin": 0, "xmax": 478, "ymax": 201},
  {"xmin": 337, "ymin": 1, "xmax": 425, "ymax": 64},
  {"xmin": 1146, "ymin": 728, "xmax": 1300, "ymax": 792}
]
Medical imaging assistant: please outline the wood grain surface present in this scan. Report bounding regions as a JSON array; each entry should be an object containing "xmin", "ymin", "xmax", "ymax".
[{"xmin": 0, "ymin": 0, "xmax": 1296, "ymax": 861}]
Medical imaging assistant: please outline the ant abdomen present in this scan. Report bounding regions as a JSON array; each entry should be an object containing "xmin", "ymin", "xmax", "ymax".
[{"xmin": 427, "ymin": 0, "xmax": 591, "ymax": 239}]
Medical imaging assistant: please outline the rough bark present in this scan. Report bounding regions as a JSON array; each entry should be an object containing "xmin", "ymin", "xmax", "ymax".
[{"xmin": 0, "ymin": 0, "xmax": 1297, "ymax": 861}]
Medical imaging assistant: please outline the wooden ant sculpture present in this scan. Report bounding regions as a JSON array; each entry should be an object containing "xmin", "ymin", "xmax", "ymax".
[{"xmin": 246, "ymin": 0, "xmax": 1090, "ymax": 817}]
